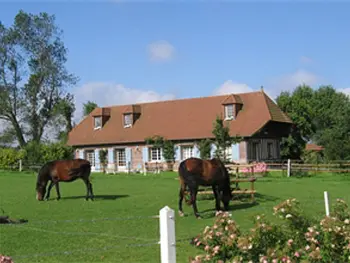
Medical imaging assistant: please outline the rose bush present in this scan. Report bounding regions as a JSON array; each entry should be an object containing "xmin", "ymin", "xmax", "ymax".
[{"xmin": 189, "ymin": 198, "xmax": 350, "ymax": 263}]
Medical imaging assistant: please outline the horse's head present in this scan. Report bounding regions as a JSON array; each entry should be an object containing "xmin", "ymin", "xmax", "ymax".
[
  {"xmin": 35, "ymin": 163, "xmax": 51, "ymax": 201},
  {"xmin": 36, "ymin": 182, "xmax": 46, "ymax": 201}
]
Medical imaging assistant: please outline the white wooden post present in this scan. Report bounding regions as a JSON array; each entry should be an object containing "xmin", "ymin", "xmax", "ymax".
[
  {"xmin": 19, "ymin": 159, "xmax": 22, "ymax": 172},
  {"xmin": 287, "ymin": 159, "xmax": 291, "ymax": 177},
  {"xmin": 324, "ymin": 191, "xmax": 330, "ymax": 216},
  {"xmin": 159, "ymin": 206, "xmax": 176, "ymax": 263}
]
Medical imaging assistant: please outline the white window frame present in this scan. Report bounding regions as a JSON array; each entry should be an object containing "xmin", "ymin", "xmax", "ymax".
[
  {"xmin": 124, "ymin": 113, "xmax": 132, "ymax": 128},
  {"xmin": 224, "ymin": 104, "xmax": 234, "ymax": 120},
  {"xmin": 181, "ymin": 145, "xmax": 194, "ymax": 160},
  {"xmin": 149, "ymin": 147, "xmax": 161, "ymax": 162},
  {"xmin": 94, "ymin": 116, "xmax": 102, "ymax": 129},
  {"xmin": 114, "ymin": 148, "xmax": 126, "ymax": 167},
  {"xmin": 86, "ymin": 150, "xmax": 95, "ymax": 167}
]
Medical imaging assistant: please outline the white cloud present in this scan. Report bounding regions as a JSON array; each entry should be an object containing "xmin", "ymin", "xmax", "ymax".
[
  {"xmin": 268, "ymin": 69, "xmax": 320, "ymax": 96},
  {"xmin": 339, "ymin": 87, "xmax": 350, "ymax": 97},
  {"xmin": 300, "ymin": 56, "xmax": 313, "ymax": 64},
  {"xmin": 72, "ymin": 82, "xmax": 176, "ymax": 123},
  {"xmin": 147, "ymin": 40, "xmax": 175, "ymax": 62},
  {"xmin": 212, "ymin": 80, "xmax": 254, "ymax": 95}
]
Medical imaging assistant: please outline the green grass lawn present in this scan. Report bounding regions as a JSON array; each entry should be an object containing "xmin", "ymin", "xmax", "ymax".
[{"xmin": 0, "ymin": 170, "xmax": 350, "ymax": 263}]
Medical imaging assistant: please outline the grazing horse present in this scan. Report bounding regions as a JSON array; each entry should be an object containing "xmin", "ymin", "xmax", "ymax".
[
  {"xmin": 36, "ymin": 158, "xmax": 94, "ymax": 201},
  {"xmin": 178, "ymin": 157, "xmax": 232, "ymax": 218}
]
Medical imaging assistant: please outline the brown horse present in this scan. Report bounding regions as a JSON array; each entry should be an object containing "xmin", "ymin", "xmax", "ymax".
[
  {"xmin": 178, "ymin": 157, "xmax": 232, "ymax": 218},
  {"xmin": 36, "ymin": 158, "xmax": 93, "ymax": 201}
]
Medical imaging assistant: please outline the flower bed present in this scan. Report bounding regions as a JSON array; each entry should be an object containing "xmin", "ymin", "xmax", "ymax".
[
  {"xmin": 241, "ymin": 162, "xmax": 268, "ymax": 176},
  {"xmin": 0, "ymin": 255, "xmax": 14, "ymax": 263},
  {"xmin": 189, "ymin": 198, "xmax": 350, "ymax": 263}
]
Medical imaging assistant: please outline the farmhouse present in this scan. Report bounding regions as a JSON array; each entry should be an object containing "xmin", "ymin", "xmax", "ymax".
[{"xmin": 67, "ymin": 89, "xmax": 293, "ymax": 173}]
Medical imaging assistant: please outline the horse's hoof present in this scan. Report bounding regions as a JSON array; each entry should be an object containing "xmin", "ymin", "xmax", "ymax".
[{"xmin": 178, "ymin": 211, "xmax": 184, "ymax": 217}]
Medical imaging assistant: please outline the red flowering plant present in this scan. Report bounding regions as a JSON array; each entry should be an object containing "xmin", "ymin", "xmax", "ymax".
[
  {"xmin": 189, "ymin": 198, "xmax": 350, "ymax": 263},
  {"xmin": 0, "ymin": 255, "xmax": 14, "ymax": 263}
]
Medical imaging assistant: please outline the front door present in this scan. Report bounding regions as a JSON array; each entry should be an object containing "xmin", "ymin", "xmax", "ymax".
[{"xmin": 114, "ymin": 148, "xmax": 126, "ymax": 171}]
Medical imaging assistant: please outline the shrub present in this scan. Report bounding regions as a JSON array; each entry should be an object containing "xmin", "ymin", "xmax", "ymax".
[
  {"xmin": 0, "ymin": 148, "xmax": 26, "ymax": 169},
  {"xmin": 189, "ymin": 198, "xmax": 350, "ymax": 263}
]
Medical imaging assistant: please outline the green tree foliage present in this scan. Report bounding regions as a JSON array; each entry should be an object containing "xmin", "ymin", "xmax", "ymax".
[
  {"xmin": 144, "ymin": 135, "xmax": 176, "ymax": 162},
  {"xmin": 0, "ymin": 10, "xmax": 78, "ymax": 148},
  {"xmin": 311, "ymin": 86, "xmax": 350, "ymax": 160},
  {"xmin": 22, "ymin": 141, "xmax": 73, "ymax": 165},
  {"xmin": 276, "ymin": 85, "xmax": 315, "ymax": 159},
  {"xmin": 197, "ymin": 138, "xmax": 212, "ymax": 159},
  {"xmin": 99, "ymin": 149, "xmax": 108, "ymax": 173},
  {"xmin": 277, "ymin": 84, "xmax": 350, "ymax": 161},
  {"xmin": 0, "ymin": 147, "xmax": 25, "ymax": 169},
  {"xmin": 83, "ymin": 101, "xmax": 98, "ymax": 116},
  {"xmin": 212, "ymin": 116, "xmax": 242, "ymax": 163}
]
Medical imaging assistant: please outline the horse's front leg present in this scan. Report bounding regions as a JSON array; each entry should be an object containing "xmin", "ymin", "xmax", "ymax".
[
  {"xmin": 45, "ymin": 181, "xmax": 54, "ymax": 201},
  {"xmin": 212, "ymin": 185, "xmax": 221, "ymax": 212}
]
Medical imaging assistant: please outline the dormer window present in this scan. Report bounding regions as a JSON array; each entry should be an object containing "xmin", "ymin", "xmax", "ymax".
[
  {"xmin": 224, "ymin": 104, "xmax": 234, "ymax": 120},
  {"xmin": 94, "ymin": 116, "xmax": 102, "ymax": 129},
  {"xmin": 124, "ymin": 113, "xmax": 132, "ymax": 127}
]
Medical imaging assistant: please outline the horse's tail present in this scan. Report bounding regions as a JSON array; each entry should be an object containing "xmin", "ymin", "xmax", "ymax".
[
  {"xmin": 221, "ymin": 163, "xmax": 233, "ymax": 197},
  {"xmin": 178, "ymin": 161, "xmax": 193, "ymax": 206}
]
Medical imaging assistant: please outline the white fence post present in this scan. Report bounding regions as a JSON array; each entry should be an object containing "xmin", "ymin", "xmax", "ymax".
[
  {"xmin": 19, "ymin": 159, "xmax": 22, "ymax": 172},
  {"xmin": 159, "ymin": 206, "xmax": 176, "ymax": 263},
  {"xmin": 287, "ymin": 159, "xmax": 291, "ymax": 177},
  {"xmin": 324, "ymin": 191, "xmax": 330, "ymax": 216}
]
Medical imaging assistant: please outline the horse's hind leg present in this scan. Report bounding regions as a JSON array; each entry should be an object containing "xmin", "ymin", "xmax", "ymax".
[
  {"xmin": 178, "ymin": 180, "xmax": 186, "ymax": 217},
  {"xmin": 83, "ymin": 178, "xmax": 94, "ymax": 201},
  {"xmin": 189, "ymin": 187, "xmax": 200, "ymax": 219},
  {"xmin": 55, "ymin": 182, "xmax": 61, "ymax": 200}
]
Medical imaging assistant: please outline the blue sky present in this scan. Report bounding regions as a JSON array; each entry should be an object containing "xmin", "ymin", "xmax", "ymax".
[{"xmin": 1, "ymin": 1, "xmax": 349, "ymax": 121}]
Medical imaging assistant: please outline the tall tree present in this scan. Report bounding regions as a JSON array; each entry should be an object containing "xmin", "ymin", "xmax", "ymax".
[
  {"xmin": 54, "ymin": 93, "xmax": 75, "ymax": 143},
  {"xmin": 276, "ymin": 84, "xmax": 315, "ymax": 159},
  {"xmin": 311, "ymin": 86, "xmax": 350, "ymax": 160},
  {"xmin": 212, "ymin": 116, "xmax": 241, "ymax": 163},
  {"xmin": 83, "ymin": 100, "xmax": 98, "ymax": 116},
  {"xmin": 0, "ymin": 10, "xmax": 78, "ymax": 148}
]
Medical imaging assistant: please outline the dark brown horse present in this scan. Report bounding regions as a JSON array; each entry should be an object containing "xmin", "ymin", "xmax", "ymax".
[
  {"xmin": 178, "ymin": 157, "xmax": 232, "ymax": 218},
  {"xmin": 36, "ymin": 158, "xmax": 93, "ymax": 201}
]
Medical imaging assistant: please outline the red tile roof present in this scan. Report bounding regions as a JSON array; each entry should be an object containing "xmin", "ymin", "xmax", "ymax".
[{"xmin": 67, "ymin": 90, "xmax": 292, "ymax": 146}]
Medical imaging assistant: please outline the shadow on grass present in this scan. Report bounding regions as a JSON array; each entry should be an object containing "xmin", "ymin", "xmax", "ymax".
[
  {"xmin": 57, "ymin": 194, "xmax": 129, "ymax": 201},
  {"xmin": 184, "ymin": 193, "xmax": 281, "ymax": 219}
]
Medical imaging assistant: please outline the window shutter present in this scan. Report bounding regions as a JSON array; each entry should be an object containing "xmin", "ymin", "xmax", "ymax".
[
  {"xmin": 193, "ymin": 144, "xmax": 200, "ymax": 158},
  {"xmin": 175, "ymin": 145, "xmax": 181, "ymax": 161},
  {"xmin": 232, "ymin": 143, "xmax": 240, "ymax": 162},
  {"xmin": 126, "ymin": 148, "xmax": 132, "ymax": 163},
  {"xmin": 142, "ymin": 147, "xmax": 149, "ymax": 163},
  {"xmin": 94, "ymin": 149, "xmax": 100, "ymax": 170},
  {"xmin": 79, "ymin": 149, "xmax": 84, "ymax": 159},
  {"xmin": 108, "ymin": 148, "xmax": 114, "ymax": 164},
  {"xmin": 160, "ymin": 148, "xmax": 165, "ymax": 162}
]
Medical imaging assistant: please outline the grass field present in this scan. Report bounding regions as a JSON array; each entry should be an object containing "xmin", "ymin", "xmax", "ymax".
[{"xmin": 1, "ymin": 170, "xmax": 350, "ymax": 263}]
